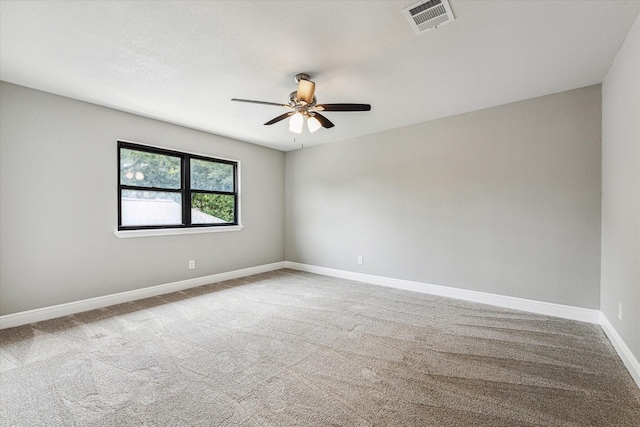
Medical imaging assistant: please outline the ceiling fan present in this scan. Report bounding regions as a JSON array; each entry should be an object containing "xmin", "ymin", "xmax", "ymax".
[{"xmin": 231, "ymin": 73, "xmax": 371, "ymax": 134}]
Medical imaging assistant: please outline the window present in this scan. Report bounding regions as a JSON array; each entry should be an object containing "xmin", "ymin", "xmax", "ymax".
[{"xmin": 118, "ymin": 141, "xmax": 238, "ymax": 231}]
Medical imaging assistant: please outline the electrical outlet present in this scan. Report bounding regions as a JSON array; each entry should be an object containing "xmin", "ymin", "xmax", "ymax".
[
  {"xmin": 189, "ymin": 260, "xmax": 195, "ymax": 270},
  {"xmin": 357, "ymin": 256, "xmax": 363, "ymax": 265},
  {"xmin": 618, "ymin": 302, "xmax": 622, "ymax": 320}
]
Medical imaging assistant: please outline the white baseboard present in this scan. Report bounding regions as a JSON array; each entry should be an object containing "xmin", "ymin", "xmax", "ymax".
[
  {"xmin": 0, "ymin": 262, "xmax": 285, "ymax": 330},
  {"xmin": 600, "ymin": 313, "xmax": 640, "ymax": 388},
  {"xmin": 284, "ymin": 262, "xmax": 640, "ymax": 389},
  {"xmin": 284, "ymin": 262, "xmax": 601, "ymax": 324},
  {"xmin": 1, "ymin": 261, "xmax": 600, "ymax": 329},
  {"xmin": 2, "ymin": 260, "xmax": 638, "ymax": 390}
]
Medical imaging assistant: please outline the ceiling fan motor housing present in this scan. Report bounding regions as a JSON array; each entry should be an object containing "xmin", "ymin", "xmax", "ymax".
[{"xmin": 289, "ymin": 91, "xmax": 317, "ymax": 108}]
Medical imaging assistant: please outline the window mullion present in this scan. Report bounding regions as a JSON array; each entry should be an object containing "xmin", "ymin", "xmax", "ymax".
[
  {"xmin": 119, "ymin": 185, "xmax": 183, "ymax": 193},
  {"xmin": 183, "ymin": 155, "xmax": 191, "ymax": 226}
]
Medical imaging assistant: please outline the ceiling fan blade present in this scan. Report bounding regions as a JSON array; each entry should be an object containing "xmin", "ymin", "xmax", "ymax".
[
  {"xmin": 315, "ymin": 103, "xmax": 371, "ymax": 112},
  {"xmin": 296, "ymin": 79, "xmax": 316, "ymax": 104},
  {"xmin": 231, "ymin": 98, "xmax": 289, "ymax": 108},
  {"xmin": 312, "ymin": 112, "xmax": 335, "ymax": 129},
  {"xmin": 264, "ymin": 111, "xmax": 295, "ymax": 125}
]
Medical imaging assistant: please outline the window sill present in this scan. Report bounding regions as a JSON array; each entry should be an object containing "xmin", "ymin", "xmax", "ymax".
[{"xmin": 114, "ymin": 225, "xmax": 243, "ymax": 239}]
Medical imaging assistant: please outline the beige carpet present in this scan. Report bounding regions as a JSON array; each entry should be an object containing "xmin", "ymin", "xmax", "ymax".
[{"xmin": 1, "ymin": 269, "xmax": 639, "ymax": 426}]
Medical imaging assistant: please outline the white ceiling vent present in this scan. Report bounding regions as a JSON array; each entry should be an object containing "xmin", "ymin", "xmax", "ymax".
[{"xmin": 402, "ymin": 0, "xmax": 455, "ymax": 34}]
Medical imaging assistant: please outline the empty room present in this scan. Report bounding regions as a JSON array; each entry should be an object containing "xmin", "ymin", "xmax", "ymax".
[{"xmin": 1, "ymin": 1, "xmax": 639, "ymax": 425}]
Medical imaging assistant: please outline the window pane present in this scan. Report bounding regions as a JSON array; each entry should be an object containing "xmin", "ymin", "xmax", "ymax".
[
  {"xmin": 191, "ymin": 193, "xmax": 235, "ymax": 224},
  {"xmin": 120, "ymin": 148, "xmax": 181, "ymax": 189},
  {"xmin": 121, "ymin": 190, "xmax": 182, "ymax": 226},
  {"xmin": 191, "ymin": 159, "xmax": 234, "ymax": 192}
]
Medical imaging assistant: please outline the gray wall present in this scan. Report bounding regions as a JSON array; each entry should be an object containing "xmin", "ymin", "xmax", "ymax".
[
  {"xmin": 601, "ymin": 15, "xmax": 640, "ymax": 359},
  {"xmin": 286, "ymin": 85, "xmax": 602, "ymax": 309},
  {"xmin": 0, "ymin": 82, "xmax": 285, "ymax": 315}
]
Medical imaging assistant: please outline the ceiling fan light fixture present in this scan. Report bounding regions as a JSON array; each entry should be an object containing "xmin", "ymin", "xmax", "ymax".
[
  {"xmin": 307, "ymin": 115, "xmax": 322, "ymax": 133},
  {"xmin": 289, "ymin": 112, "xmax": 304, "ymax": 134}
]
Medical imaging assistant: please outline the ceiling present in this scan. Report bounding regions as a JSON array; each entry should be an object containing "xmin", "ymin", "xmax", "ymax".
[{"xmin": 2, "ymin": 1, "xmax": 639, "ymax": 152}]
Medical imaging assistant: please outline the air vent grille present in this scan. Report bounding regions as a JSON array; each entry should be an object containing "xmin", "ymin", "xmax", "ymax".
[
  {"xmin": 402, "ymin": 0, "xmax": 455, "ymax": 34},
  {"xmin": 409, "ymin": 0, "xmax": 442, "ymax": 16}
]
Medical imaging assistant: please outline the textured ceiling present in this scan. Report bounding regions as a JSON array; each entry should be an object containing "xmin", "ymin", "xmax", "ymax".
[{"xmin": 2, "ymin": 1, "xmax": 640, "ymax": 151}]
